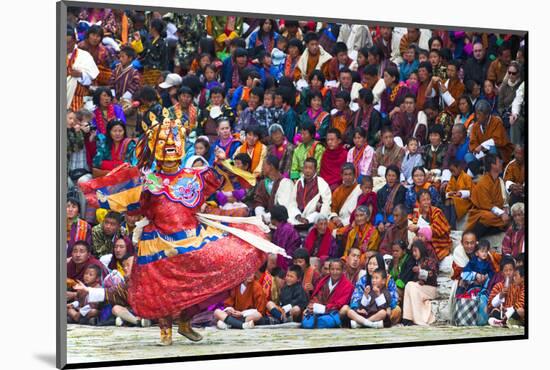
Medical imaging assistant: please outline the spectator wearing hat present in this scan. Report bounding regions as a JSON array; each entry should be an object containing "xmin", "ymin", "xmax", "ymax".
[{"xmin": 158, "ymin": 73, "xmax": 183, "ymax": 108}]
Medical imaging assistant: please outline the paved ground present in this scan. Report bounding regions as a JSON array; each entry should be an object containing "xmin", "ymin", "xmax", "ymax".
[{"xmin": 67, "ymin": 323, "xmax": 524, "ymax": 364}]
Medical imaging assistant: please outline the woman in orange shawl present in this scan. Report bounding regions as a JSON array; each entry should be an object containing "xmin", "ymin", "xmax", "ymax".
[
  {"xmin": 235, "ymin": 126, "xmax": 267, "ymax": 178},
  {"xmin": 343, "ymin": 205, "xmax": 380, "ymax": 265},
  {"xmin": 409, "ymin": 189, "xmax": 452, "ymax": 261}
]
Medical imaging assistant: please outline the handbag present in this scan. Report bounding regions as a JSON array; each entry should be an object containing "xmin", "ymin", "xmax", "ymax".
[
  {"xmin": 453, "ymin": 297, "xmax": 479, "ymax": 326},
  {"xmin": 302, "ymin": 310, "xmax": 342, "ymax": 329},
  {"xmin": 69, "ymin": 168, "xmax": 90, "ymax": 182}
]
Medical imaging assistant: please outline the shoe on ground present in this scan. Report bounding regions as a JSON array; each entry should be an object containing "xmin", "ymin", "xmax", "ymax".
[
  {"xmin": 488, "ymin": 317, "xmax": 504, "ymax": 327},
  {"xmin": 216, "ymin": 320, "xmax": 229, "ymax": 330},
  {"xmin": 350, "ymin": 320, "xmax": 359, "ymax": 329},
  {"xmin": 115, "ymin": 317, "xmax": 123, "ymax": 327},
  {"xmin": 242, "ymin": 320, "xmax": 255, "ymax": 329},
  {"xmin": 140, "ymin": 319, "xmax": 152, "ymax": 327}
]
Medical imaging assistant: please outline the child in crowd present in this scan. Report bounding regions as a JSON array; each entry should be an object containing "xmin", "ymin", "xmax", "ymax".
[
  {"xmin": 348, "ymin": 268, "xmax": 391, "ymax": 329},
  {"xmin": 67, "ymin": 264, "xmax": 102, "ymax": 325},
  {"xmin": 261, "ymin": 265, "xmax": 309, "ymax": 325},
  {"xmin": 256, "ymin": 89, "xmax": 282, "ymax": 130},
  {"xmin": 488, "ymin": 266, "xmax": 525, "ymax": 327},
  {"xmin": 457, "ymin": 239, "xmax": 494, "ymax": 296},
  {"xmin": 401, "ymin": 137, "xmax": 424, "ymax": 185},
  {"xmin": 350, "ymin": 176, "xmax": 377, "ymax": 225},
  {"xmin": 214, "ymin": 274, "xmax": 267, "ymax": 330},
  {"xmin": 406, "ymin": 71, "xmax": 420, "ymax": 95}
]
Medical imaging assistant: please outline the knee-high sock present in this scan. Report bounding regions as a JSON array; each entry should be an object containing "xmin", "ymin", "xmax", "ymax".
[
  {"xmin": 224, "ymin": 316, "xmax": 244, "ymax": 329},
  {"xmin": 270, "ymin": 308, "xmax": 282, "ymax": 320},
  {"xmin": 116, "ymin": 310, "xmax": 138, "ymax": 325}
]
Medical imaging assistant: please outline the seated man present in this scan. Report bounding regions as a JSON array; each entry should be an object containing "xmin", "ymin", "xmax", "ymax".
[
  {"xmin": 301, "ymin": 259, "xmax": 354, "ymax": 329},
  {"xmin": 303, "ymin": 215, "xmax": 338, "ymax": 260},
  {"xmin": 288, "ymin": 157, "xmax": 332, "ymax": 226},
  {"xmin": 253, "ymin": 155, "xmax": 294, "ymax": 225},
  {"xmin": 271, "ymin": 205, "xmax": 302, "ymax": 271},
  {"xmin": 91, "ymin": 211, "xmax": 125, "ymax": 258},
  {"xmin": 467, "ymin": 99, "xmax": 515, "ymax": 169},
  {"xmin": 465, "ymin": 154, "xmax": 511, "ymax": 237},
  {"xmin": 290, "ymin": 122, "xmax": 325, "ymax": 180},
  {"xmin": 329, "ymin": 164, "xmax": 363, "ymax": 230},
  {"xmin": 503, "ymin": 145, "xmax": 525, "ymax": 207},
  {"xmin": 320, "ymin": 128, "xmax": 349, "ymax": 191},
  {"xmin": 372, "ymin": 126, "xmax": 406, "ymax": 178},
  {"xmin": 343, "ymin": 246, "xmax": 365, "ymax": 286},
  {"xmin": 214, "ymin": 274, "xmax": 267, "ymax": 330},
  {"xmin": 391, "ymin": 93, "xmax": 428, "ymax": 146},
  {"xmin": 261, "ymin": 265, "xmax": 309, "ymax": 325},
  {"xmin": 378, "ymin": 204, "xmax": 412, "ymax": 255}
]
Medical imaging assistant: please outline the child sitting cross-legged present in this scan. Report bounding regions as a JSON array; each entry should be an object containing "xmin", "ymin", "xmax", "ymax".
[
  {"xmin": 258, "ymin": 265, "xmax": 309, "ymax": 325},
  {"xmin": 488, "ymin": 266, "xmax": 525, "ymax": 327},
  {"xmin": 214, "ymin": 274, "xmax": 267, "ymax": 330},
  {"xmin": 347, "ymin": 267, "xmax": 392, "ymax": 329},
  {"xmin": 67, "ymin": 264, "xmax": 102, "ymax": 325}
]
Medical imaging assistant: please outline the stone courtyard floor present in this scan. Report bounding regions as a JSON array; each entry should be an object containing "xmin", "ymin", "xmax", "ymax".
[{"xmin": 67, "ymin": 323, "xmax": 524, "ymax": 364}]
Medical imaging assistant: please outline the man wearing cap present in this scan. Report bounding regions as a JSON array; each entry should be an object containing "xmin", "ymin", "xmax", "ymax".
[{"xmin": 159, "ymin": 73, "xmax": 183, "ymax": 109}]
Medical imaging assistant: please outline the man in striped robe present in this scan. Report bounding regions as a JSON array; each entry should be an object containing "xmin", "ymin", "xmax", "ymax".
[{"xmin": 66, "ymin": 29, "xmax": 99, "ymax": 112}]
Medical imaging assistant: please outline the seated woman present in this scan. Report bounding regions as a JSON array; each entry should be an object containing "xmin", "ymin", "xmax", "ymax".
[
  {"xmin": 375, "ymin": 165, "xmax": 407, "ymax": 231},
  {"xmin": 388, "ymin": 239, "xmax": 416, "ymax": 305},
  {"xmin": 408, "ymin": 189, "xmax": 452, "ymax": 261},
  {"xmin": 299, "ymin": 90, "xmax": 330, "ymax": 141},
  {"xmin": 92, "ymin": 120, "xmax": 136, "ymax": 177},
  {"xmin": 66, "ymin": 197, "xmax": 92, "ymax": 257},
  {"xmin": 347, "ymin": 127, "xmax": 375, "ymax": 179},
  {"xmin": 345, "ymin": 253, "xmax": 401, "ymax": 327},
  {"xmin": 342, "ymin": 205, "xmax": 380, "ymax": 262},
  {"xmin": 182, "ymin": 137, "xmax": 215, "ymax": 167},
  {"xmin": 404, "ymin": 166, "xmax": 442, "ymax": 214},
  {"xmin": 303, "ymin": 214, "xmax": 338, "ymax": 260},
  {"xmin": 91, "ymin": 87, "xmax": 126, "ymax": 135},
  {"xmin": 297, "ymin": 70, "xmax": 331, "ymax": 114},
  {"xmin": 212, "ymin": 118, "xmax": 242, "ymax": 159},
  {"xmin": 234, "ymin": 126, "xmax": 268, "ymax": 178},
  {"xmin": 402, "ymin": 240, "xmax": 439, "ymax": 326},
  {"xmin": 501, "ymin": 202, "xmax": 524, "ymax": 259},
  {"xmin": 100, "ymin": 236, "xmax": 135, "ymax": 287}
]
